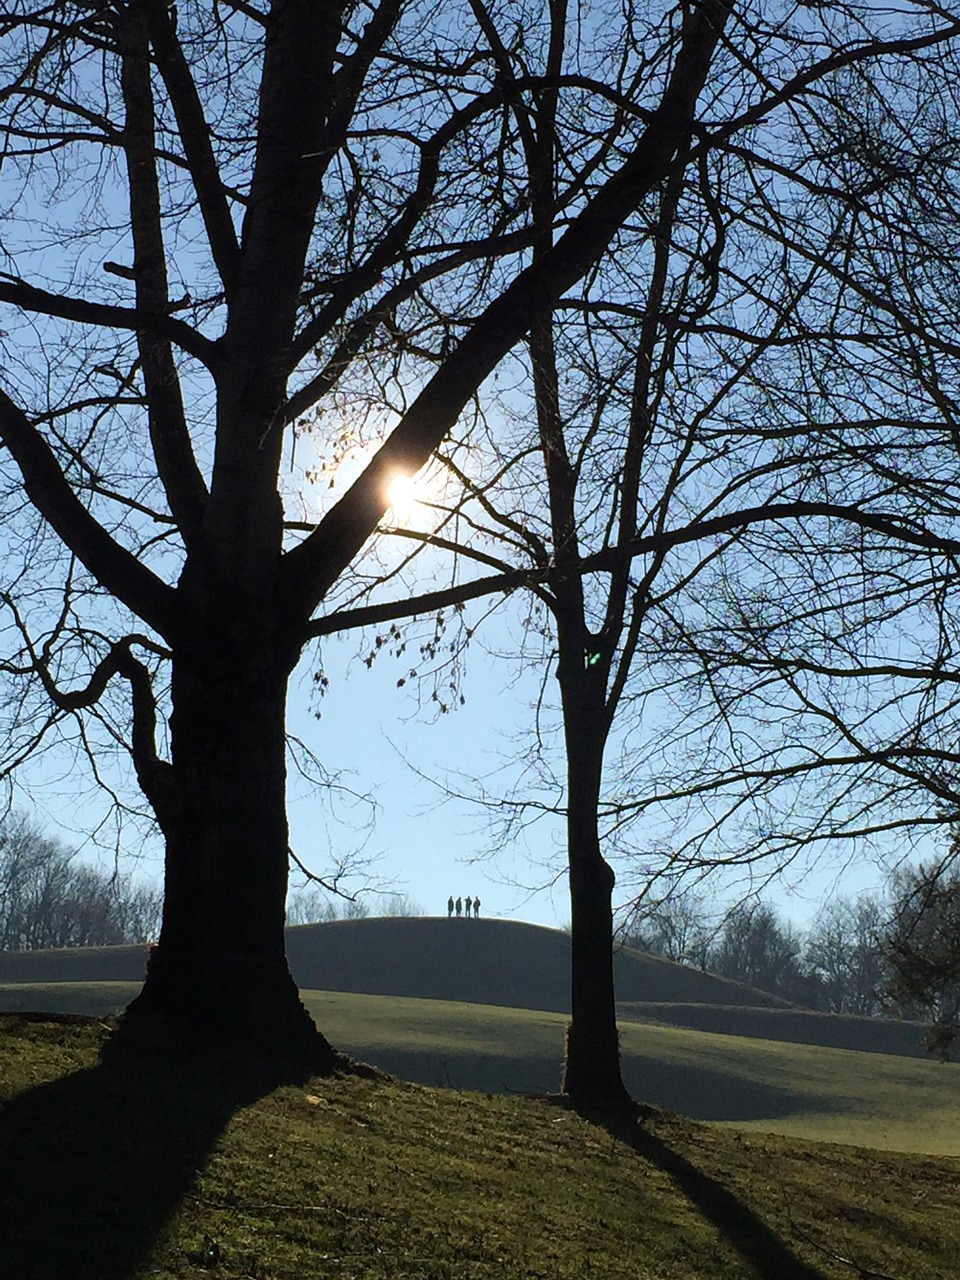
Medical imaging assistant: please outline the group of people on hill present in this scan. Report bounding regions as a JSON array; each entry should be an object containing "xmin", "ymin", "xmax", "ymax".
[{"xmin": 447, "ymin": 895, "xmax": 480, "ymax": 918}]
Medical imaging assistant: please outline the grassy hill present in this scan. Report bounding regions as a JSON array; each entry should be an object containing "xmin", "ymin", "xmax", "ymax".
[
  {"xmin": 0, "ymin": 940, "xmax": 151, "ymax": 983},
  {"xmin": 0, "ymin": 915, "xmax": 792, "ymax": 1009},
  {"xmin": 2, "ymin": 983, "xmax": 955, "ymax": 1154},
  {"xmin": 0, "ymin": 917, "xmax": 930, "ymax": 1067},
  {"xmin": 302, "ymin": 990, "xmax": 960, "ymax": 1157},
  {"xmin": 1, "ymin": 1015, "xmax": 958, "ymax": 1280},
  {"xmin": 618, "ymin": 1001, "xmax": 932, "ymax": 1059},
  {"xmin": 285, "ymin": 916, "xmax": 798, "ymax": 1010}
]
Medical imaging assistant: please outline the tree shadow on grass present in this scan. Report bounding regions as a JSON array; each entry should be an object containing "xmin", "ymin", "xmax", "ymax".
[
  {"xmin": 620, "ymin": 1055, "xmax": 840, "ymax": 1123},
  {"xmin": 354, "ymin": 1045, "xmax": 838, "ymax": 1126},
  {"xmin": 0, "ymin": 1018, "xmax": 311, "ymax": 1280},
  {"xmin": 577, "ymin": 1102, "xmax": 830, "ymax": 1280}
]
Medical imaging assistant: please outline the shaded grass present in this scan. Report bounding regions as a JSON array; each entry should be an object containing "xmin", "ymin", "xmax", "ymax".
[
  {"xmin": 1, "ymin": 1016, "xmax": 959, "ymax": 1280},
  {"xmin": 3, "ymin": 983, "xmax": 958, "ymax": 1154},
  {"xmin": 0, "ymin": 1017, "xmax": 292, "ymax": 1280},
  {"xmin": 618, "ymin": 1001, "xmax": 930, "ymax": 1059},
  {"xmin": 0, "ymin": 945, "xmax": 149, "ymax": 984},
  {"xmin": 284, "ymin": 917, "xmax": 794, "ymax": 1011},
  {"xmin": 0, "ymin": 918, "xmax": 793, "ymax": 1011},
  {"xmin": 0, "ymin": 980, "xmax": 137, "ymax": 1018}
]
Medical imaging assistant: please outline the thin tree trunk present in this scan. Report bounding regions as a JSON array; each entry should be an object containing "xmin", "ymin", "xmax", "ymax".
[{"xmin": 559, "ymin": 673, "xmax": 633, "ymax": 1112}]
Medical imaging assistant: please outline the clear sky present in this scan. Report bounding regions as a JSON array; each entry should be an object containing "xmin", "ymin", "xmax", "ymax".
[{"xmin": 281, "ymin": 618, "xmax": 904, "ymax": 932}]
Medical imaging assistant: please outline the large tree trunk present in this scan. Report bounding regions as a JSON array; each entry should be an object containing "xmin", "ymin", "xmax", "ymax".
[
  {"xmin": 559, "ymin": 678, "xmax": 633, "ymax": 1113},
  {"xmin": 123, "ymin": 587, "xmax": 335, "ymax": 1072}
]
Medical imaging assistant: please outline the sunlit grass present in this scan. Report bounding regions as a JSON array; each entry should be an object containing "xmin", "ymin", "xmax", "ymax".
[{"xmin": 1, "ymin": 1016, "xmax": 958, "ymax": 1280}]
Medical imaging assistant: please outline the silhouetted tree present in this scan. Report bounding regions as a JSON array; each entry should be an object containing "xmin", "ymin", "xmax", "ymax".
[
  {"xmin": 710, "ymin": 902, "xmax": 803, "ymax": 1002},
  {"xmin": 285, "ymin": 888, "xmax": 421, "ymax": 923},
  {"xmin": 0, "ymin": 0, "xmax": 749, "ymax": 1065},
  {"xmin": 804, "ymin": 894, "xmax": 886, "ymax": 1016},
  {"xmin": 309, "ymin": 2, "xmax": 960, "ymax": 1107},
  {"xmin": 633, "ymin": 65, "xmax": 960, "ymax": 879},
  {"xmin": 624, "ymin": 891, "xmax": 713, "ymax": 970}
]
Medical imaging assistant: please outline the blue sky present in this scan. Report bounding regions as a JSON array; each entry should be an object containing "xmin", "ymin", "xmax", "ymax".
[
  {"xmin": 9, "ymin": 570, "xmax": 904, "ymax": 940},
  {"xmin": 2, "ymin": 0, "xmax": 950, "ymax": 942}
]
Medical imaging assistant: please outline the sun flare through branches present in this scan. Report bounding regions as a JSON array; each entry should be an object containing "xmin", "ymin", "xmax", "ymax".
[{"xmin": 382, "ymin": 466, "xmax": 440, "ymax": 530}]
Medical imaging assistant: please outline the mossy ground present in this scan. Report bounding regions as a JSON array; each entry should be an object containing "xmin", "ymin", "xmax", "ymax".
[{"xmin": 1, "ymin": 1016, "xmax": 958, "ymax": 1280}]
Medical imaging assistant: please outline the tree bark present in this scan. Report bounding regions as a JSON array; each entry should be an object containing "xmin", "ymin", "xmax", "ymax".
[
  {"xmin": 123, "ymin": 583, "xmax": 335, "ymax": 1071},
  {"xmin": 558, "ymin": 667, "xmax": 633, "ymax": 1112}
]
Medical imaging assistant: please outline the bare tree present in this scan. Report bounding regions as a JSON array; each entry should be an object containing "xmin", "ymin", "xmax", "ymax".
[
  {"xmin": 709, "ymin": 900, "xmax": 804, "ymax": 1000},
  {"xmin": 285, "ymin": 886, "xmax": 420, "ymax": 923},
  {"xmin": 311, "ymin": 3, "xmax": 960, "ymax": 1108},
  {"xmin": 622, "ymin": 889, "xmax": 713, "ymax": 969},
  {"xmin": 0, "ymin": 810, "xmax": 161, "ymax": 949},
  {"xmin": 882, "ymin": 857, "xmax": 960, "ymax": 1059},
  {"xmin": 628, "ymin": 59, "xmax": 960, "ymax": 882},
  {"xmin": 0, "ymin": 0, "xmax": 749, "ymax": 1066},
  {"xmin": 803, "ymin": 894, "xmax": 886, "ymax": 1017},
  {"xmin": 285, "ymin": 889, "xmax": 368, "ymax": 926}
]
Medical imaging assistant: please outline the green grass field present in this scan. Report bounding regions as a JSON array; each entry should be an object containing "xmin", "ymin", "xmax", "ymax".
[
  {"xmin": 3, "ymin": 981, "xmax": 956, "ymax": 1156},
  {"xmin": 306, "ymin": 990, "xmax": 960, "ymax": 1157},
  {"xmin": 1, "ymin": 1015, "xmax": 958, "ymax": 1280}
]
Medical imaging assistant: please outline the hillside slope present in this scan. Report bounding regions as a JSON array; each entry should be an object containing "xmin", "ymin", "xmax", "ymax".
[
  {"xmin": 618, "ymin": 1002, "xmax": 932, "ymax": 1059},
  {"xmin": 0, "ymin": 985, "xmax": 952, "ymax": 1147},
  {"xmin": 2, "ymin": 1017, "xmax": 959, "ymax": 1280},
  {"xmin": 0, "ymin": 942, "xmax": 150, "ymax": 984},
  {"xmin": 284, "ymin": 916, "xmax": 795, "ymax": 1012},
  {"xmin": 0, "ymin": 916, "xmax": 793, "ymax": 1013}
]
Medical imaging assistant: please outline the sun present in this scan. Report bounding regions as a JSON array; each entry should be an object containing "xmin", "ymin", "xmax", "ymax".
[
  {"xmin": 386, "ymin": 471, "xmax": 418, "ymax": 514},
  {"xmin": 384, "ymin": 468, "xmax": 432, "ymax": 527}
]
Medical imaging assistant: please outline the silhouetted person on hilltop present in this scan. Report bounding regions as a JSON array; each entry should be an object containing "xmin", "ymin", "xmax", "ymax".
[
  {"xmin": 473, "ymin": 897, "xmax": 481, "ymax": 918},
  {"xmin": 464, "ymin": 895, "xmax": 473, "ymax": 917},
  {"xmin": 455, "ymin": 896, "xmax": 462, "ymax": 916},
  {"xmin": 447, "ymin": 895, "xmax": 454, "ymax": 917}
]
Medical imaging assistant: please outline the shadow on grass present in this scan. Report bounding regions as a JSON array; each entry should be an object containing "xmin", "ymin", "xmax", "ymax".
[
  {"xmin": 634, "ymin": 1127, "xmax": 828, "ymax": 1280},
  {"xmin": 346, "ymin": 1046, "xmax": 835, "ymax": 1123},
  {"xmin": 620, "ymin": 1055, "xmax": 838, "ymax": 1123},
  {"xmin": 576, "ymin": 1103, "xmax": 829, "ymax": 1280},
  {"xmin": 0, "ymin": 1022, "xmax": 305, "ymax": 1280}
]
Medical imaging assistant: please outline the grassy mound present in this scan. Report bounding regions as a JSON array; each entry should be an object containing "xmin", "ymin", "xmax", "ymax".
[
  {"xmin": 1, "ymin": 1015, "xmax": 958, "ymax": 1280},
  {"xmin": 618, "ymin": 1001, "xmax": 931, "ymax": 1058},
  {"xmin": 0, "ymin": 917, "xmax": 792, "ymax": 1011},
  {"xmin": 284, "ymin": 916, "xmax": 794, "ymax": 1010},
  {"xmin": 0, "ymin": 980, "xmax": 139, "ymax": 1018},
  {"xmin": 297, "ymin": 990, "xmax": 960, "ymax": 1156},
  {"xmin": 0, "ymin": 942, "xmax": 150, "ymax": 984}
]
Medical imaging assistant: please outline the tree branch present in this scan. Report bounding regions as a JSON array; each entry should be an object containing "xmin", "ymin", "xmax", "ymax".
[
  {"xmin": 280, "ymin": 0, "xmax": 735, "ymax": 619},
  {"xmin": 0, "ymin": 276, "xmax": 221, "ymax": 370},
  {"xmin": 305, "ymin": 567, "xmax": 537, "ymax": 639},
  {"xmin": 305, "ymin": 498, "xmax": 960, "ymax": 639},
  {"xmin": 0, "ymin": 389, "xmax": 178, "ymax": 638},
  {"xmin": 142, "ymin": 0, "xmax": 242, "ymax": 294},
  {"xmin": 118, "ymin": 3, "xmax": 209, "ymax": 544}
]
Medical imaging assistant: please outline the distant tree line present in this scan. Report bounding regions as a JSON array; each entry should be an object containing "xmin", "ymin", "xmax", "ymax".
[
  {"xmin": 0, "ymin": 812, "xmax": 161, "ymax": 951},
  {"xmin": 883, "ymin": 861, "xmax": 960, "ymax": 1061},
  {"xmin": 624, "ymin": 866, "xmax": 960, "ymax": 1053},
  {"xmin": 0, "ymin": 805, "xmax": 423, "ymax": 951},
  {"xmin": 285, "ymin": 888, "xmax": 423, "ymax": 926}
]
